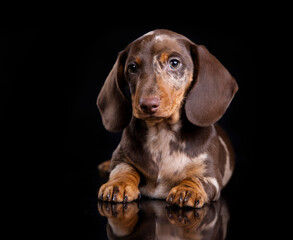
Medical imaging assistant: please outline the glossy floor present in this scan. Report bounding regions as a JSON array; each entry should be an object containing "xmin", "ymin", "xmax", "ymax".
[
  {"xmin": 97, "ymin": 198, "xmax": 228, "ymax": 239},
  {"xmin": 63, "ymin": 172, "xmax": 255, "ymax": 240}
]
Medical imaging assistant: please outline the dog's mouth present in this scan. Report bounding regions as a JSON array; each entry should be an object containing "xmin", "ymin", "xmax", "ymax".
[
  {"xmin": 135, "ymin": 113, "xmax": 168, "ymax": 122},
  {"xmin": 134, "ymin": 110, "xmax": 180, "ymax": 124}
]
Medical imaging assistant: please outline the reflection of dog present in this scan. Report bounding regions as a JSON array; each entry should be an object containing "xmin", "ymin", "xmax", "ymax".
[
  {"xmin": 97, "ymin": 29, "xmax": 238, "ymax": 208},
  {"xmin": 97, "ymin": 199, "xmax": 230, "ymax": 239}
]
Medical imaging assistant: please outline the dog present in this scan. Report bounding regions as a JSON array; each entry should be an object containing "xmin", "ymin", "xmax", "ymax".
[{"xmin": 97, "ymin": 29, "xmax": 238, "ymax": 208}]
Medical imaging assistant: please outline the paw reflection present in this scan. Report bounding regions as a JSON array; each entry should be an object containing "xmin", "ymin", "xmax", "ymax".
[
  {"xmin": 97, "ymin": 201, "xmax": 139, "ymax": 237},
  {"xmin": 98, "ymin": 198, "xmax": 229, "ymax": 239},
  {"xmin": 166, "ymin": 206, "xmax": 207, "ymax": 228}
]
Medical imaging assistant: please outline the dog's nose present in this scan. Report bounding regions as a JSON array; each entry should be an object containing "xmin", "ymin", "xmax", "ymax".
[{"xmin": 139, "ymin": 97, "xmax": 160, "ymax": 114}]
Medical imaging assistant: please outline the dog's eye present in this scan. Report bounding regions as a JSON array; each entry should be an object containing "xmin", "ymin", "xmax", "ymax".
[
  {"xmin": 169, "ymin": 59, "xmax": 181, "ymax": 69},
  {"xmin": 128, "ymin": 63, "xmax": 137, "ymax": 73}
]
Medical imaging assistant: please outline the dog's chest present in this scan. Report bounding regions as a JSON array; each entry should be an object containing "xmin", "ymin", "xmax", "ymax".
[
  {"xmin": 140, "ymin": 123, "xmax": 208, "ymax": 198},
  {"xmin": 145, "ymin": 124, "xmax": 189, "ymax": 181}
]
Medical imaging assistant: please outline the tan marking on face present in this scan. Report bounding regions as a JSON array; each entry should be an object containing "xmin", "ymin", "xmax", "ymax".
[
  {"xmin": 132, "ymin": 72, "xmax": 191, "ymax": 123},
  {"xmin": 155, "ymin": 75, "xmax": 190, "ymax": 123},
  {"xmin": 135, "ymin": 56, "xmax": 141, "ymax": 65},
  {"xmin": 160, "ymin": 52, "xmax": 169, "ymax": 63}
]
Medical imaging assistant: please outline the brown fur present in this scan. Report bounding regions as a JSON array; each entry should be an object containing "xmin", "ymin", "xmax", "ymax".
[{"xmin": 97, "ymin": 29, "xmax": 238, "ymax": 208}]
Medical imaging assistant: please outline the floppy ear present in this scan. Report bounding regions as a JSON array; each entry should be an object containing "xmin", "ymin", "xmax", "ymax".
[
  {"xmin": 185, "ymin": 44, "xmax": 238, "ymax": 127},
  {"xmin": 97, "ymin": 50, "xmax": 132, "ymax": 132}
]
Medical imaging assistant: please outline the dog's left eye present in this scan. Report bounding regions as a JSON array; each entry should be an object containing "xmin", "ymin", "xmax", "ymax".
[
  {"xmin": 128, "ymin": 63, "xmax": 137, "ymax": 73},
  {"xmin": 169, "ymin": 59, "xmax": 181, "ymax": 69}
]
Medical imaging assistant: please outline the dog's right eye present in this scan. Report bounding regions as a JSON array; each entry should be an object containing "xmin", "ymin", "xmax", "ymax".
[
  {"xmin": 128, "ymin": 63, "xmax": 137, "ymax": 73},
  {"xmin": 169, "ymin": 58, "xmax": 181, "ymax": 70}
]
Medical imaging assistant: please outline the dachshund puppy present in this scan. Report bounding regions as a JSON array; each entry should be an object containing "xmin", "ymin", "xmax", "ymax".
[{"xmin": 97, "ymin": 29, "xmax": 238, "ymax": 208}]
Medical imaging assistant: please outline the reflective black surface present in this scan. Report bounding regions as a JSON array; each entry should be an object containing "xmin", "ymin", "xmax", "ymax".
[{"xmin": 97, "ymin": 198, "xmax": 229, "ymax": 240}]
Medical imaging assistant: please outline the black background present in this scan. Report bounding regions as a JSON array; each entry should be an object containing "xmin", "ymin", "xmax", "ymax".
[{"xmin": 2, "ymin": 22, "xmax": 258, "ymax": 239}]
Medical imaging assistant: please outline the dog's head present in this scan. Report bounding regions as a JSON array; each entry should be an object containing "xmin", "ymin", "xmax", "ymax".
[{"xmin": 97, "ymin": 29, "xmax": 238, "ymax": 132}]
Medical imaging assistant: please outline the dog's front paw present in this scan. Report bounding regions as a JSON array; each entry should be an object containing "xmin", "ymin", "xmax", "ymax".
[
  {"xmin": 166, "ymin": 184, "xmax": 206, "ymax": 208},
  {"xmin": 98, "ymin": 181, "xmax": 141, "ymax": 203}
]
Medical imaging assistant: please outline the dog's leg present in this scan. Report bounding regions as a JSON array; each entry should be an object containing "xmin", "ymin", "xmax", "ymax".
[
  {"xmin": 98, "ymin": 162, "xmax": 141, "ymax": 203},
  {"xmin": 166, "ymin": 178, "xmax": 210, "ymax": 208},
  {"xmin": 98, "ymin": 160, "xmax": 111, "ymax": 178}
]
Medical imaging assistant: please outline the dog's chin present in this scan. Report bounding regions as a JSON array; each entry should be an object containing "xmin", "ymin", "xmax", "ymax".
[
  {"xmin": 134, "ymin": 110, "xmax": 180, "ymax": 125},
  {"xmin": 136, "ymin": 114, "xmax": 167, "ymax": 123}
]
